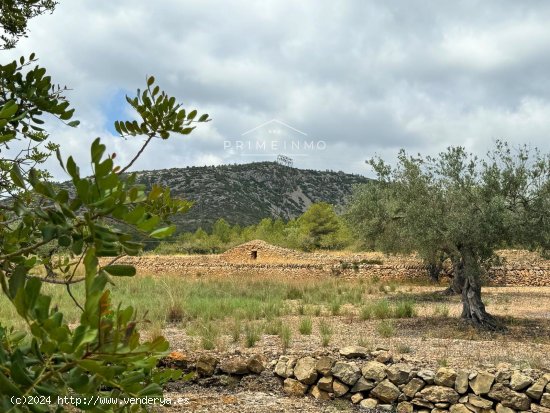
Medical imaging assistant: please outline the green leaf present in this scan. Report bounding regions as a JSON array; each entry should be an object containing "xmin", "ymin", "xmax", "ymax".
[
  {"xmin": 147, "ymin": 76, "xmax": 155, "ymax": 86},
  {"xmin": 10, "ymin": 163, "xmax": 25, "ymax": 188},
  {"xmin": 149, "ymin": 225, "xmax": 176, "ymax": 239},
  {"xmin": 103, "ymin": 265, "xmax": 136, "ymax": 277},
  {"xmin": 0, "ymin": 101, "xmax": 18, "ymax": 119},
  {"xmin": 67, "ymin": 120, "xmax": 80, "ymax": 127}
]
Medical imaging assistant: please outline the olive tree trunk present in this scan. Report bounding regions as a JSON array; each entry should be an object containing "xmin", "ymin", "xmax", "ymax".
[
  {"xmin": 441, "ymin": 257, "xmax": 464, "ymax": 295},
  {"xmin": 459, "ymin": 247, "xmax": 500, "ymax": 330}
]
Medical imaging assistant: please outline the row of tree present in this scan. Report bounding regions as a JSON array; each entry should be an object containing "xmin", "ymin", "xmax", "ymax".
[{"xmin": 154, "ymin": 202, "xmax": 355, "ymax": 254}]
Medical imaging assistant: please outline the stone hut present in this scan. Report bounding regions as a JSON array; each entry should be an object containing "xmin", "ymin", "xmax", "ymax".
[{"xmin": 220, "ymin": 240, "xmax": 310, "ymax": 264}]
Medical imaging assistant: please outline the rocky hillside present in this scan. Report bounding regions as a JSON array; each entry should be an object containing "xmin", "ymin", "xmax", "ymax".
[{"xmin": 131, "ymin": 162, "xmax": 369, "ymax": 232}]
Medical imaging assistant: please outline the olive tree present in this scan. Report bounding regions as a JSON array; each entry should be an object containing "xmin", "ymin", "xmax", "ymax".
[
  {"xmin": 346, "ymin": 142, "xmax": 550, "ymax": 329},
  {"xmin": 0, "ymin": 3, "xmax": 210, "ymax": 411}
]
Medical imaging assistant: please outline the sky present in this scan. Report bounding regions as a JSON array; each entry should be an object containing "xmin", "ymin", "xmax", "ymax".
[{"xmin": 6, "ymin": 0, "xmax": 550, "ymax": 179}]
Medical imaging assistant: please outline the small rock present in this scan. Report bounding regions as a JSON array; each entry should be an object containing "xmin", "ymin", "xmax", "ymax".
[
  {"xmin": 417, "ymin": 369, "xmax": 435, "ymax": 384},
  {"xmin": 373, "ymin": 350, "xmax": 393, "ymax": 363},
  {"xmin": 332, "ymin": 361, "xmax": 361, "ymax": 386},
  {"xmin": 351, "ymin": 376, "xmax": 376, "ymax": 393},
  {"xmin": 317, "ymin": 375, "xmax": 334, "ymax": 392},
  {"xmin": 488, "ymin": 382, "xmax": 531, "ymax": 410},
  {"xmin": 386, "ymin": 363, "xmax": 413, "ymax": 385},
  {"xmin": 495, "ymin": 403, "xmax": 515, "ymax": 413},
  {"xmin": 332, "ymin": 379, "xmax": 349, "ymax": 397},
  {"xmin": 315, "ymin": 356, "xmax": 334, "ymax": 376},
  {"xmin": 246, "ymin": 354, "xmax": 265, "ymax": 374},
  {"xmin": 310, "ymin": 385, "xmax": 331, "ymax": 400},
  {"xmin": 419, "ymin": 385, "xmax": 459, "ymax": 404},
  {"xmin": 527, "ymin": 376, "xmax": 550, "ymax": 400},
  {"xmin": 219, "ymin": 357, "xmax": 249, "ymax": 375},
  {"xmin": 449, "ymin": 406, "xmax": 470, "ymax": 413},
  {"xmin": 411, "ymin": 398, "xmax": 434, "ymax": 409},
  {"xmin": 360, "ymin": 398, "xmax": 378, "ymax": 409},
  {"xmin": 402, "ymin": 377, "xmax": 426, "ymax": 398},
  {"xmin": 351, "ymin": 393, "xmax": 364, "ymax": 404},
  {"xmin": 510, "ymin": 371, "xmax": 533, "ymax": 391},
  {"xmin": 531, "ymin": 403, "xmax": 550, "ymax": 413},
  {"xmin": 435, "ymin": 367, "xmax": 457, "ymax": 387},
  {"xmin": 542, "ymin": 393, "xmax": 550, "ymax": 408},
  {"xmin": 370, "ymin": 379, "xmax": 401, "ymax": 403},
  {"xmin": 455, "ymin": 369, "xmax": 469, "ymax": 394},
  {"xmin": 396, "ymin": 401, "xmax": 413, "ymax": 413},
  {"xmin": 495, "ymin": 370, "xmax": 512, "ymax": 383},
  {"xmin": 294, "ymin": 357, "xmax": 318, "ymax": 385},
  {"xmin": 340, "ymin": 345, "xmax": 369, "ymax": 358},
  {"xmin": 468, "ymin": 394, "xmax": 494, "ymax": 409},
  {"xmin": 470, "ymin": 371, "xmax": 495, "ymax": 395},
  {"xmin": 274, "ymin": 356, "xmax": 296, "ymax": 378},
  {"xmin": 195, "ymin": 354, "xmax": 218, "ymax": 377},
  {"xmin": 283, "ymin": 378, "xmax": 308, "ymax": 397},
  {"xmin": 362, "ymin": 361, "xmax": 387, "ymax": 382}
]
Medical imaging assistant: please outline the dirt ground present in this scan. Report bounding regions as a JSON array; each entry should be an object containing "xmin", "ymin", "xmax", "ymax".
[{"xmin": 154, "ymin": 284, "xmax": 550, "ymax": 412}]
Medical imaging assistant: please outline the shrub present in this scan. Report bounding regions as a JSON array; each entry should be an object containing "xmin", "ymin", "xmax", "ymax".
[
  {"xmin": 376, "ymin": 320, "xmax": 395, "ymax": 337},
  {"xmin": 280, "ymin": 325, "xmax": 292, "ymax": 352},
  {"xmin": 394, "ymin": 300, "xmax": 417, "ymax": 318},
  {"xmin": 167, "ymin": 303, "xmax": 185, "ymax": 323},
  {"xmin": 244, "ymin": 323, "xmax": 262, "ymax": 348},
  {"xmin": 319, "ymin": 320, "xmax": 333, "ymax": 347},
  {"xmin": 299, "ymin": 317, "xmax": 313, "ymax": 335}
]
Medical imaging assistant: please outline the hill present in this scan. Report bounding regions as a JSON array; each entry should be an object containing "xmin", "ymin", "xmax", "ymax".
[{"xmin": 131, "ymin": 162, "xmax": 369, "ymax": 232}]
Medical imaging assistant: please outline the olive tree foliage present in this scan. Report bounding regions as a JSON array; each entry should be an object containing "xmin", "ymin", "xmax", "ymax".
[
  {"xmin": 0, "ymin": 6, "xmax": 210, "ymax": 412},
  {"xmin": 346, "ymin": 142, "xmax": 550, "ymax": 329}
]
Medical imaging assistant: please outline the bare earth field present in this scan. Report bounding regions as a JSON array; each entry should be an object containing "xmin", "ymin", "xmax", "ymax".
[{"xmin": 149, "ymin": 268, "xmax": 550, "ymax": 412}]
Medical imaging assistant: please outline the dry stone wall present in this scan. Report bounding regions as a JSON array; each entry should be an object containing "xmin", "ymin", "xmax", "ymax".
[
  {"xmin": 113, "ymin": 247, "xmax": 550, "ymax": 286},
  {"xmin": 161, "ymin": 347, "xmax": 550, "ymax": 412}
]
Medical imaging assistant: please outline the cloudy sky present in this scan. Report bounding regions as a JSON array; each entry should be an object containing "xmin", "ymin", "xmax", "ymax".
[{"xmin": 6, "ymin": 0, "xmax": 550, "ymax": 178}]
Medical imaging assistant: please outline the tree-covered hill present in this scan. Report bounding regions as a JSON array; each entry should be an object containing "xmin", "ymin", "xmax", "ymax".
[{"xmin": 131, "ymin": 162, "xmax": 369, "ymax": 232}]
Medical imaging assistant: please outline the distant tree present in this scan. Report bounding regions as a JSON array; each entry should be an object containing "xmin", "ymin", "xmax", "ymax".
[
  {"xmin": 299, "ymin": 202, "xmax": 341, "ymax": 249},
  {"xmin": 346, "ymin": 143, "xmax": 550, "ymax": 329},
  {"xmin": 212, "ymin": 218, "xmax": 231, "ymax": 243}
]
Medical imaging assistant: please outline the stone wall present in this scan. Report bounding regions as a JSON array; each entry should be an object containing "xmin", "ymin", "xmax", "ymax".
[
  {"xmin": 114, "ymin": 248, "xmax": 550, "ymax": 286},
  {"xmin": 161, "ymin": 348, "xmax": 550, "ymax": 412}
]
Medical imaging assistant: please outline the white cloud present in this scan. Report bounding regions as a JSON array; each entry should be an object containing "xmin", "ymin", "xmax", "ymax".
[{"xmin": 5, "ymin": 0, "xmax": 550, "ymax": 179}]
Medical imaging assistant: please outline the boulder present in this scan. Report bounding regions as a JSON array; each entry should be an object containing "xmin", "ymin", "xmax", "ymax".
[
  {"xmin": 317, "ymin": 375, "xmax": 333, "ymax": 392},
  {"xmin": 315, "ymin": 356, "xmax": 334, "ymax": 376},
  {"xmin": 370, "ymin": 379, "xmax": 401, "ymax": 403},
  {"xmin": 274, "ymin": 356, "xmax": 296, "ymax": 378},
  {"xmin": 417, "ymin": 369, "xmax": 435, "ymax": 384},
  {"xmin": 488, "ymin": 383, "xmax": 531, "ymax": 411},
  {"xmin": 510, "ymin": 371, "xmax": 533, "ymax": 391},
  {"xmin": 219, "ymin": 357, "xmax": 249, "ymax": 375},
  {"xmin": 435, "ymin": 367, "xmax": 457, "ymax": 387},
  {"xmin": 283, "ymin": 378, "xmax": 308, "ymax": 397},
  {"xmin": 470, "ymin": 371, "xmax": 495, "ymax": 395},
  {"xmin": 294, "ymin": 357, "xmax": 318, "ymax": 385},
  {"xmin": 542, "ymin": 393, "xmax": 550, "ymax": 408},
  {"xmin": 351, "ymin": 376, "xmax": 376, "ymax": 392},
  {"xmin": 339, "ymin": 345, "xmax": 369, "ymax": 358},
  {"xmin": 455, "ymin": 369, "xmax": 469, "ymax": 394},
  {"xmin": 362, "ymin": 361, "xmax": 387, "ymax": 382},
  {"xmin": 332, "ymin": 379, "xmax": 349, "ymax": 397},
  {"xmin": 419, "ymin": 385, "xmax": 460, "ymax": 404},
  {"xmin": 386, "ymin": 363, "xmax": 413, "ymax": 385},
  {"xmin": 195, "ymin": 354, "xmax": 218, "ymax": 377},
  {"xmin": 246, "ymin": 354, "xmax": 265, "ymax": 374},
  {"xmin": 331, "ymin": 361, "xmax": 361, "ymax": 386},
  {"xmin": 402, "ymin": 377, "xmax": 426, "ymax": 398}
]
